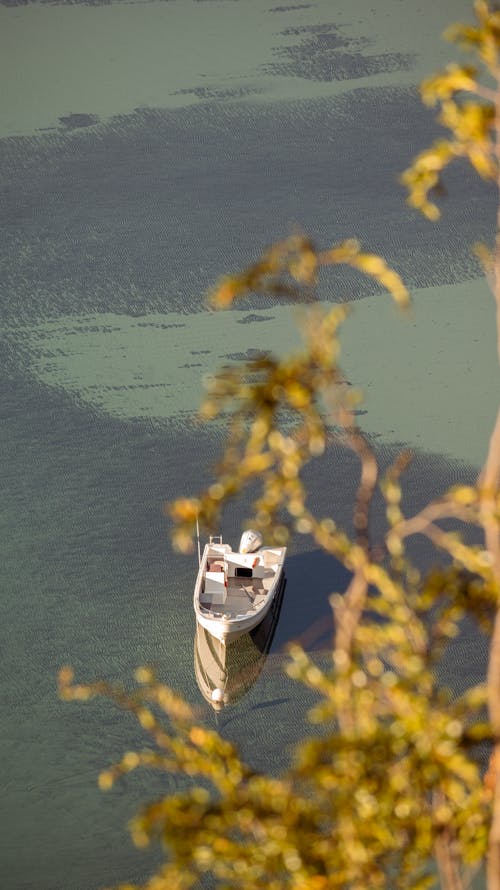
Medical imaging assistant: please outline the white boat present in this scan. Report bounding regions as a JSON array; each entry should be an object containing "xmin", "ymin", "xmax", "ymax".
[
  {"xmin": 193, "ymin": 530, "xmax": 286, "ymax": 644},
  {"xmin": 194, "ymin": 576, "xmax": 285, "ymax": 710}
]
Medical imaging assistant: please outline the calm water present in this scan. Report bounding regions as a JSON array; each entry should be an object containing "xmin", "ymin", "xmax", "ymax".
[{"xmin": 0, "ymin": 1, "xmax": 496, "ymax": 888}]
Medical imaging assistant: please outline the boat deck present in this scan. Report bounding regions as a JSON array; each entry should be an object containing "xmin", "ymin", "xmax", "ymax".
[{"xmin": 200, "ymin": 574, "xmax": 273, "ymax": 618}]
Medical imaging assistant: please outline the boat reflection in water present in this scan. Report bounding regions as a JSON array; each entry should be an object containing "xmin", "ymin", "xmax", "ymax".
[{"xmin": 194, "ymin": 574, "xmax": 285, "ymax": 711}]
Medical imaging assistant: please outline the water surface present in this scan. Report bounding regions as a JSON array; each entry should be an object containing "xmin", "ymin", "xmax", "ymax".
[{"xmin": 0, "ymin": 1, "xmax": 495, "ymax": 888}]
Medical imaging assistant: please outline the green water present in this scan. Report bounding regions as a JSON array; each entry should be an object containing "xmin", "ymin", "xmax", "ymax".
[
  {"xmin": 10, "ymin": 276, "xmax": 498, "ymax": 467},
  {"xmin": 0, "ymin": 0, "xmax": 473, "ymax": 138}
]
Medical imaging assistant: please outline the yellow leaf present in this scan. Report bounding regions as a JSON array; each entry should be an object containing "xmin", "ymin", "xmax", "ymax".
[
  {"xmin": 449, "ymin": 485, "xmax": 477, "ymax": 505},
  {"xmin": 169, "ymin": 497, "xmax": 200, "ymax": 522},
  {"xmin": 467, "ymin": 145, "xmax": 496, "ymax": 179},
  {"xmin": 98, "ymin": 771, "xmax": 114, "ymax": 791}
]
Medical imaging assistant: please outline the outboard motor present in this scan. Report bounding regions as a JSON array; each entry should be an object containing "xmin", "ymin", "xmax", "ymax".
[{"xmin": 239, "ymin": 529, "xmax": 263, "ymax": 554}]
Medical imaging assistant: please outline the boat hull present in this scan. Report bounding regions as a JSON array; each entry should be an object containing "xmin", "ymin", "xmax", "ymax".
[
  {"xmin": 194, "ymin": 579, "xmax": 285, "ymax": 709},
  {"xmin": 196, "ymin": 571, "xmax": 285, "ymax": 643}
]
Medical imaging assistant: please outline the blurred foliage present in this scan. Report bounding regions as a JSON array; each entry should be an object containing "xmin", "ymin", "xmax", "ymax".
[
  {"xmin": 401, "ymin": 0, "xmax": 499, "ymax": 221},
  {"xmin": 61, "ymin": 2, "xmax": 500, "ymax": 889},
  {"xmin": 170, "ymin": 235, "xmax": 408, "ymax": 555}
]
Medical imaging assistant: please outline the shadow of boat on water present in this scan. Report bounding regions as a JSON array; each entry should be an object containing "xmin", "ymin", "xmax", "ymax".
[
  {"xmin": 270, "ymin": 548, "xmax": 352, "ymax": 651},
  {"xmin": 194, "ymin": 574, "xmax": 286, "ymax": 711}
]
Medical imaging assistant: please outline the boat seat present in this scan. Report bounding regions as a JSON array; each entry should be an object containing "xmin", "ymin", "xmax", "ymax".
[{"xmin": 204, "ymin": 571, "xmax": 226, "ymax": 604}]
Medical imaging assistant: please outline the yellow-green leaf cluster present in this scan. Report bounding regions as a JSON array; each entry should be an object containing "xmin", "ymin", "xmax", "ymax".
[
  {"xmin": 171, "ymin": 236, "xmax": 408, "ymax": 554},
  {"xmin": 209, "ymin": 235, "xmax": 409, "ymax": 311},
  {"xmin": 402, "ymin": 2, "xmax": 499, "ymax": 219},
  {"xmin": 446, "ymin": 0, "xmax": 500, "ymax": 69}
]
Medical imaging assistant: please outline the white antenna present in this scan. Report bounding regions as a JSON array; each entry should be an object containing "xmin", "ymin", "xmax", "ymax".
[{"xmin": 196, "ymin": 514, "xmax": 201, "ymax": 567}]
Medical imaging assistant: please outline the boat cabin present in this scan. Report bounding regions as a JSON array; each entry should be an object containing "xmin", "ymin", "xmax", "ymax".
[{"xmin": 201, "ymin": 547, "xmax": 280, "ymax": 613}]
